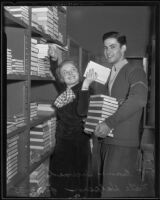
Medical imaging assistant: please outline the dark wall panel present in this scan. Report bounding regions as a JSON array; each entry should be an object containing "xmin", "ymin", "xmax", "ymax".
[{"xmin": 67, "ymin": 6, "xmax": 150, "ymax": 57}]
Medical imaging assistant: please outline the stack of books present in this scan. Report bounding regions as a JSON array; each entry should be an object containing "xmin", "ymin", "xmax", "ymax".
[
  {"xmin": 30, "ymin": 121, "xmax": 51, "ymax": 164},
  {"xmin": 13, "ymin": 113, "xmax": 26, "ymax": 127},
  {"xmin": 84, "ymin": 94, "xmax": 119, "ymax": 136},
  {"xmin": 37, "ymin": 103, "xmax": 55, "ymax": 116},
  {"xmin": 7, "ymin": 135, "xmax": 19, "ymax": 184},
  {"xmin": 39, "ymin": 38, "xmax": 47, "ymax": 44},
  {"xmin": 31, "ymin": 11, "xmax": 42, "ymax": 31},
  {"xmin": 29, "ymin": 163, "xmax": 48, "ymax": 197},
  {"xmin": 12, "ymin": 59, "xmax": 25, "ymax": 74},
  {"xmin": 37, "ymin": 58, "xmax": 46, "ymax": 77},
  {"xmin": 31, "ymin": 38, "xmax": 38, "ymax": 76},
  {"xmin": 5, "ymin": 6, "xmax": 29, "ymax": 25},
  {"xmin": 48, "ymin": 117, "xmax": 56, "ymax": 148},
  {"xmin": 32, "ymin": 7, "xmax": 54, "ymax": 38},
  {"xmin": 30, "ymin": 102, "xmax": 38, "ymax": 121},
  {"xmin": 38, "ymin": 58, "xmax": 51, "ymax": 77},
  {"xmin": 7, "ymin": 122, "xmax": 17, "ymax": 134},
  {"xmin": 7, "ymin": 48, "xmax": 12, "ymax": 74},
  {"xmin": 42, "ymin": 158, "xmax": 50, "ymax": 189},
  {"xmin": 52, "ymin": 6, "xmax": 59, "ymax": 39},
  {"xmin": 35, "ymin": 43, "xmax": 49, "ymax": 59},
  {"xmin": 58, "ymin": 11, "xmax": 66, "ymax": 44}
]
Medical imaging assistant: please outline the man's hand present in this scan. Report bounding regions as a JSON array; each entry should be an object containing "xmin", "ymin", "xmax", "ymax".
[{"xmin": 94, "ymin": 121, "xmax": 112, "ymax": 138}]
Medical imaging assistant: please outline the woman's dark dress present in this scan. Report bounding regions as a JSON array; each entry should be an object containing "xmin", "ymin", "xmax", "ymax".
[{"xmin": 49, "ymin": 60, "xmax": 91, "ymax": 198}]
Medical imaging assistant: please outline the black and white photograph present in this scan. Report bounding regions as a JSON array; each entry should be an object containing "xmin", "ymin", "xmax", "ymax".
[{"xmin": 1, "ymin": 1, "xmax": 159, "ymax": 199}]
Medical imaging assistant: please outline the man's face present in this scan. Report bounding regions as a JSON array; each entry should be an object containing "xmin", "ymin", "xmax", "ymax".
[{"xmin": 103, "ymin": 37, "xmax": 126, "ymax": 65}]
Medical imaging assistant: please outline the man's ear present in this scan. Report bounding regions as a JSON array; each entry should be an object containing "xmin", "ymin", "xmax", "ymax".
[{"xmin": 121, "ymin": 44, "xmax": 127, "ymax": 53}]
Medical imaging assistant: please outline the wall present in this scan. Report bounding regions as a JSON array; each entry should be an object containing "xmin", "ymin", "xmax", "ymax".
[{"xmin": 67, "ymin": 6, "xmax": 151, "ymax": 57}]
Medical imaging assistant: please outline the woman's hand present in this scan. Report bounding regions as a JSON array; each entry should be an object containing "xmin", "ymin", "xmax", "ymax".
[
  {"xmin": 82, "ymin": 69, "xmax": 97, "ymax": 90},
  {"xmin": 48, "ymin": 44, "xmax": 58, "ymax": 61}
]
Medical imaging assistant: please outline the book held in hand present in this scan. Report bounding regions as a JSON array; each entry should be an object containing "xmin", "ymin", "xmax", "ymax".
[{"xmin": 83, "ymin": 61, "xmax": 111, "ymax": 85}]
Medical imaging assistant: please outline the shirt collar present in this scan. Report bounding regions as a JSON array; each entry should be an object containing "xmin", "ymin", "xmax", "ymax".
[{"xmin": 113, "ymin": 59, "xmax": 128, "ymax": 71}]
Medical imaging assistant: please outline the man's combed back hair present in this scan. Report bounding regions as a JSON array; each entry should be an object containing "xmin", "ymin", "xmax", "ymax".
[{"xmin": 102, "ymin": 31, "xmax": 127, "ymax": 46}]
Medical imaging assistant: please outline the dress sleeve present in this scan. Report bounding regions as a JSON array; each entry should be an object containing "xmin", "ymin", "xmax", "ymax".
[
  {"xmin": 105, "ymin": 66, "xmax": 148, "ymax": 129},
  {"xmin": 50, "ymin": 57, "xmax": 65, "ymax": 93},
  {"xmin": 77, "ymin": 86, "xmax": 94, "ymax": 116}
]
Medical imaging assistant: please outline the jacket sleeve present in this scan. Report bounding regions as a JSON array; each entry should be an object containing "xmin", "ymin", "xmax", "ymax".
[
  {"xmin": 50, "ymin": 58, "xmax": 65, "ymax": 93},
  {"xmin": 105, "ymin": 67, "xmax": 148, "ymax": 129}
]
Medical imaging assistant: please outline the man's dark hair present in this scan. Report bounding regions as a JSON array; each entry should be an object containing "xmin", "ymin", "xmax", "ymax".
[{"xmin": 102, "ymin": 31, "xmax": 127, "ymax": 46}]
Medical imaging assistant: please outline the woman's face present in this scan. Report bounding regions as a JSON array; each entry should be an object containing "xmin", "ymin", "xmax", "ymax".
[{"xmin": 60, "ymin": 63, "xmax": 79, "ymax": 87}]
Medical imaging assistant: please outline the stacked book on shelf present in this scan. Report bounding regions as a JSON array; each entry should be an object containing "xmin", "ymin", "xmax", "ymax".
[
  {"xmin": 58, "ymin": 10, "xmax": 66, "ymax": 44},
  {"xmin": 32, "ymin": 7, "xmax": 54, "ymax": 39},
  {"xmin": 7, "ymin": 113, "xmax": 26, "ymax": 134},
  {"xmin": 13, "ymin": 113, "xmax": 26, "ymax": 127},
  {"xmin": 31, "ymin": 11, "xmax": 43, "ymax": 32},
  {"xmin": 12, "ymin": 59, "xmax": 25, "ymax": 74},
  {"xmin": 37, "ymin": 102, "xmax": 55, "ymax": 116},
  {"xmin": 7, "ymin": 48, "xmax": 25, "ymax": 75},
  {"xmin": 30, "ymin": 121, "xmax": 54, "ymax": 164},
  {"xmin": 29, "ymin": 161, "xmax": 49, "ymax": 197},
  {"xmin": 52, "ymin": 6, "xmax": 59, "ymax": 40},
  {"xmin": 7, "ymin": 135, "xmax": 19, "ymax": 184},
  {"xmin": 38, "ymin": 58, "xmax": 51, "ymax": 77},
  {"xmin": 7, "ymin": 122, "xmax": 17, "ymax": 134},
  {"xmin": 31, "ymin": 38, "xmax": 39, "ymax": 76},
  {"xmin": 84, "ymin": 94, "xmax": 119, "ymax": 136},
  {"xmin": 4, "ymin": 6, "xmax": 29, "ymax": 25},
  {"xmin": 35, "ymin": 43, "xmax": 52, "ymax": 77},
  {"xmin": 7, "ymin": 48, "xmax": 12, "ymax": 74},
  {"xmin": 30, "ymin": 102, "xmax": 38, "ymax": 121},
  {"xmin": 47, "ymin": 117, "xmax": 56, "ymax": 148}
]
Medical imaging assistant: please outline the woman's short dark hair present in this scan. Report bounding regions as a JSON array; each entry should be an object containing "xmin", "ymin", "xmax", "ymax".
[
  {"xmin": 102, "ymin": 31, "xmax": 127, "ymax": 46},
  {"xmin": 56, "ymin": 58, "xmax": 80, "ymax": 82}
]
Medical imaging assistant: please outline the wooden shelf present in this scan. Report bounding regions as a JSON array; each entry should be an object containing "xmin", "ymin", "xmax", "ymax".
[
  {"xmin": 7, "ymin": 147, "xmax": 54, "ymax": 192},
  {"xmin": 29, "ymin": 147, "xmax": 54, "ymax": 174},
  {"xmin": 30, "ymin": 113, "xmax": 55, "ymax": 128},
  {"xmin": 4, "ymin": 10, "xmax": 28, "ymax": 28},
  {"xmin": 31, "ymin": 76, "xmax": 55, "ymax": 81},
  {"xmin": 7, "ymin": 172, "xmax": 28, "ymax": 192},
  {"xmin": 7, "ymin": 125, "xmax": 27, "ymax": 139},
  {"xmin": 7, "ymin": 74, "xmax": 27, "ymax": 81}
]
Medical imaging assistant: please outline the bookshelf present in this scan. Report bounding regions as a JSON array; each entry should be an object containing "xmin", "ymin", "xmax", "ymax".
[{"xmin": 4, "ymin": 5, "xmax": 67, "ymax": 197}]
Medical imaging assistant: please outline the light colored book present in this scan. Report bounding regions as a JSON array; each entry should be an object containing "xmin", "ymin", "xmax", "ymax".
[{"xmin": 83, "ymin": 61, "xmax": 111, "ymax": 85}]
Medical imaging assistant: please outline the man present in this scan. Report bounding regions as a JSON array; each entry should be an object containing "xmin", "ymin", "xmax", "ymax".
[{"xmin": 78, "ymin": 31, "xmax": 148, "ymax": 197}]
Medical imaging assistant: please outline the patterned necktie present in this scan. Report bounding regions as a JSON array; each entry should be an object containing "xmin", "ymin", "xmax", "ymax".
[
  {"xmin": 108, "ymin": 66, "xmax": 117, "ymax": 95},
  {"xmin": 54, "ymin": 88, "xmax": 76, "ymax": 108}
]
